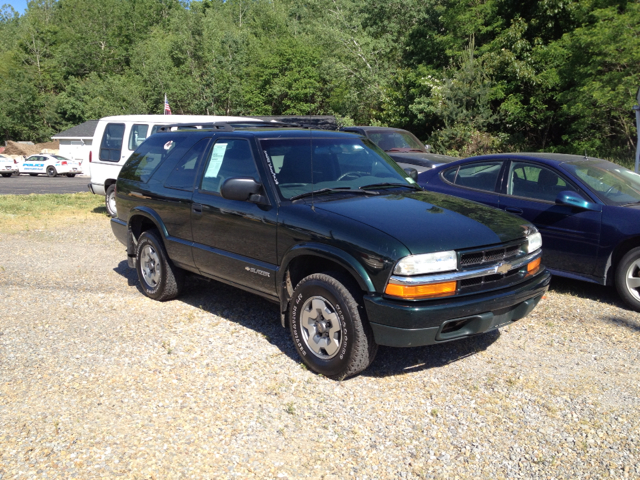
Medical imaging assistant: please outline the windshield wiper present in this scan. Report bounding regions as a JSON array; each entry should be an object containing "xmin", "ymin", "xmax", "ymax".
[
  {"xmin": 290, "ymin": 187, "xmax": 379, "ymax": 201},
  {"xmin": 359, "ymin": 182, "xmax": 422, "ymax": 191},
  {"xmin": 386, "ymin": 148, "xmax": 425, "ymax": 153}
]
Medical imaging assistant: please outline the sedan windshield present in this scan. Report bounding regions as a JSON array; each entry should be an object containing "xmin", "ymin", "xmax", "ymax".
[
  {"xmin": 366, "ymin": 129, "xmax": 426, "ymax": 152},
  {"xmin": 560, "ymin": 159, "xmax": 640, "ymax": 205},
  {"xmin": 260, "ymin": 137, "xmax": 415, "ymax": 200}
]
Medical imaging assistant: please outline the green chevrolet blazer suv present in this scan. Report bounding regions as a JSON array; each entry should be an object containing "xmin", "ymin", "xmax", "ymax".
[{"xmin": 111, "ymin": 124, "xmax": 550, "ymax": 379}]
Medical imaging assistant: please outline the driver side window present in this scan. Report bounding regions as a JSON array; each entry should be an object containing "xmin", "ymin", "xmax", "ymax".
[{"xmin": 508, "ymin": 162, "xmax": 576, "ymax": 202}]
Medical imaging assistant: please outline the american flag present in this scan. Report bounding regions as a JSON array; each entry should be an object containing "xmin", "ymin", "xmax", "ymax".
[{"xmin": 164, "ymin": 94, "xmax": 172, "ymax": 115}]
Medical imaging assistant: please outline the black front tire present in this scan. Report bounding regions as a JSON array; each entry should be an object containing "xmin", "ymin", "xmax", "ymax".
[
  {"xmin": 615, "ymin": 247, "xmax": 640, "ymax": 311},
  {"xmin": 46, "ymin": 166, "xmax": 57, "ymax": 177},
  {"xmin": 289, "ymin": 272, "xmax": 377, "ymax": 379},
  {"xmin": 135, "ymin": 230, "xmax": 184, "ymax": 301},
  {"xmin": 105, "ymin": 184, "xmax": 117, "ymax": 217}
]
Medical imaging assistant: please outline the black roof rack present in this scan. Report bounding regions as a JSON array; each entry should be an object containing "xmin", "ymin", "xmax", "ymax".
[{"xmin": 156, "ymin": 121, "xmax": 294, "ymax": 133}]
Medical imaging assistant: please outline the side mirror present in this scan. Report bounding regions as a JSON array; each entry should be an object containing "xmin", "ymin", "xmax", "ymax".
[
  {"xmin": 555, "ymin": 190, "xmax": 602, "ymax": 212},
  {"xmin": 220, "ymin": 178, "xmax": 266, "ymax": 203},
  {"xmin": 403, "ymin": 167, "xmax": 418, "ymax": 181}
]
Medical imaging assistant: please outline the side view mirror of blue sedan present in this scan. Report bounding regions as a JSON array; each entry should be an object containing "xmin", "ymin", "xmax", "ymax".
[{"xmin": 555, "ymin": 190, "xmax": 602, "ymax": 212}]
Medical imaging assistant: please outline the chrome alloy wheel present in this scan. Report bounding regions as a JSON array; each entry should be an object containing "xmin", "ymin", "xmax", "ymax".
[
  {"xmin": 624, "ymin": 259, "xmax": 640, "ymax": 301},
  {"xmin": 140, "ymin": 244, "xmax": 161, "ymax": 288},
  {"xmin": 300, "ymin": 296, "xmax": 342, "ymax": 359},
  {"xmin": 107, "ymin": 192, "xmax": 117, "ymax": 216}
]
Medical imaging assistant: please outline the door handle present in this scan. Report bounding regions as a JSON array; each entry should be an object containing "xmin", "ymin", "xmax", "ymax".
[
  {"xmin": 504, "ymin": 207, "xmax": 523, "ymax": 215},
  {"xmin": 192, "ymin": 203, "xmax": 203, "ymax": 214}
]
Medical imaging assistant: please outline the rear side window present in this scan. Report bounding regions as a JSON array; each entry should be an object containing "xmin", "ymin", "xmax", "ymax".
[
  {"xmin": 99, "ymin": 123, "xmax": 125, "ymax": 162},
  {"xmin": 120, "ymin": 134, "xmax": 188, "ymax": 183},
  {"xmin": 128, "ymin": 124, "xmax": 149, "ymax": 151},
  {"xmin": 444, "ymin": 162, "xmax": 502, "ymax": 192},
  {"xmin": 164, "ymin": 139, "xmax": 211, "ymax": 191}
]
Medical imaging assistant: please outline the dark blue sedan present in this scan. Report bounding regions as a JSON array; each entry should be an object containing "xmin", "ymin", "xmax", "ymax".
[{"xmin": 418, "ymin": 152, "xmax": 640, "ymax": 310}]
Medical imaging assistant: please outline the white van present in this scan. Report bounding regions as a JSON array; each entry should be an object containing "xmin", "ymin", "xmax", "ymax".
[{"xmin": 88, "ymin": 114, "xmax": 264, "ymax": 216}]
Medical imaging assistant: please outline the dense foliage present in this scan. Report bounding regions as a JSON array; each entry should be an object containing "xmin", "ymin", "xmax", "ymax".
[{"xmin": 1, "ymin": 0, "xmax": 638, "ymax": 162}]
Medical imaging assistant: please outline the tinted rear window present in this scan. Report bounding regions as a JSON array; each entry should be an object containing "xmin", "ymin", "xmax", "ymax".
[{"xmin": 119, "ymin": 134, "xmax": 192, "ymax": 183}]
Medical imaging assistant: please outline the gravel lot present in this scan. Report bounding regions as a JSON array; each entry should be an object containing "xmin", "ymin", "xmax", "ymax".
[{"xmin": 1, "ymin": 215, "xmax": 639, "ymax": 479}]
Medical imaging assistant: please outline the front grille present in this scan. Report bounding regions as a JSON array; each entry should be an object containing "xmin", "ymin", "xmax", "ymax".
[
  {"xmin": 460, "ymin": 267, "xmax": 521, "ymax": 289},
  {"xmin": 459, "ymin": 243, "xmax": 523, "ymax": 267}
]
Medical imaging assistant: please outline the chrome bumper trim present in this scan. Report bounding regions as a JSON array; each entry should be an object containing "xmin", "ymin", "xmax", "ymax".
[{"xmin": 389, "ymin": 250, "xmax": 542, "ymax": 286}]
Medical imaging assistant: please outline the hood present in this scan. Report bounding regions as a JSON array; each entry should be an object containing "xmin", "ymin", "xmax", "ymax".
[{"xmin": 315, "ymin": 190, "xmax": 531, "ymax": 254}]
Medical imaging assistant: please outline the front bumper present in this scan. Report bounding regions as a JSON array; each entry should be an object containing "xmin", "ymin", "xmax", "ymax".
[{"xmin": 364, "ymin": 269, "xmax": 551, "ymax": 347}]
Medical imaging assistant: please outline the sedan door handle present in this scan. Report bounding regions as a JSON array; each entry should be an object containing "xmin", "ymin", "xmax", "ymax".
[
  {"xmin": 504, "ymin": 207, "xmax": 523, "ymax": 215},
  {"xmin": 192, "ymin": 203, "xmax": 203, "ymax": 214}
]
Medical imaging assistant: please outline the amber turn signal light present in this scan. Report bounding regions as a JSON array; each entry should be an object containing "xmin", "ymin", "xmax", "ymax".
[
  {"xmin": 385, "ymin": 281, "xmax": 457, "ymax": 299},
  {"xmin": 527, "ymin": 257, "xmax": 541, "ymax": 274}
]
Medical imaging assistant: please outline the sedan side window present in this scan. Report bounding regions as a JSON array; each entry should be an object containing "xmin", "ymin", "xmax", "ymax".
[
  {"xmin": 445, "ymin": 162, "xmax": 502, "ymax": 192},
  {"xmin": 200, "ymin": 139, "xmax": 259, "ymax": 195},
  {"xmin": 508, "ymin": 162, "xmax": 576, "ymax": 202}
]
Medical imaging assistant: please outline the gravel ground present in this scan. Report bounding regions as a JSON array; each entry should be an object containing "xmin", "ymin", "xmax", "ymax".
[{"xmin": 1, "ymin": 216, "xmax": 639, "ymax": 479}]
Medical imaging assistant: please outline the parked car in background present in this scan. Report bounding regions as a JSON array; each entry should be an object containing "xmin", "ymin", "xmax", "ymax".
[
  {"xmin": 19, "ymin": 154, "xmax": 83, "ymax": 177},
  {"xmin": 0, "ymin": 154, "xmax": 19, "ymax": 177},
  {"xmin": 419, "ymin": 152, "xmax": 640, "ymax": 311},
  {"xmin": 110, "ymin": 123, "xmax": 549, "ymax": 379},
  {"xmin": 339, "ymin": 126, "xmax": 457, "ymax": 172}
]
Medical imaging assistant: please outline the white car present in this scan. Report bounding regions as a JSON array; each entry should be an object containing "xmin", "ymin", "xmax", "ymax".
[
  {"xmin": 19, "ymin": 154, "xmax": 83, "ymax": 177},
  {"xmin": 0, "ymin": 154, "xmax": 19, "ymax": 177}
]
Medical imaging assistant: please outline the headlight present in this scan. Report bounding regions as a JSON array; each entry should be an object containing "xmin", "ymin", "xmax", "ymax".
[
  {"xmin": 393, "ymin": 250, "xmax": 457, "ymax": 275},
  {"xmin": 525, "ymin": 231, "xmax": 542, "ymax": 254}
]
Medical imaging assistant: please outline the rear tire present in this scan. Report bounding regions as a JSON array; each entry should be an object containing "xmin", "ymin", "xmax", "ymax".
[
  {"xmin": 46, "ymin": 166, "xmax": 57, "ymax": 177},
  {"xmin": 105, "ymin": 184, "xmax": 117, "ymax": 217},
  {"xmin": 135, "ymin": 230, "xmax": 184, "ymax": 301},
  {"xmin": 615, "ymin": 247, "xmax": 640, "ymax": 311},
  {"xmin": 289, "ymin": 272, "xmax": 377, "ymax": 379}
]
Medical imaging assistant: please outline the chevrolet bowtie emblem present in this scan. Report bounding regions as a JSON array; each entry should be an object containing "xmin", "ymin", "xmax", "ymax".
[{"xmin": 496, "ymin": 262, "xmax": 512, "ymax": 274}]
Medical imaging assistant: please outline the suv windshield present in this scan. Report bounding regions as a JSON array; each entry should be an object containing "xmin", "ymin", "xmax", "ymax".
[
  {"xmin": 366, "ymin": 129, "xmax": 426, "ymax": 152},
  {"xmin": 261, "ymin": 137, "xmax": 413, "ymax": 199},
  {"xmin": 560, "ymin": 160, "xmax": 640, "ymax": 205}
]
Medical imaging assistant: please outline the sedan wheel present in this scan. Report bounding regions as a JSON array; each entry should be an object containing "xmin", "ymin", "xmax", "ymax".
[
  {"xmin": 46, "ymin": 166, "xmax": 57, "ymax": 177},
  {"xmin": 615, "ymin": 247, "xmax": 640, "ymax": 311}
]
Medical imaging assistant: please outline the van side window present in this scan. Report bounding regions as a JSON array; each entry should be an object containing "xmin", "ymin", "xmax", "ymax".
[
  {"xmin": 128, "ymin": 124, "xmax": 149, "ymax": 151},
  {"xmin": 100, "ymin": 123, "xmax": 125, "ymax": 162}
]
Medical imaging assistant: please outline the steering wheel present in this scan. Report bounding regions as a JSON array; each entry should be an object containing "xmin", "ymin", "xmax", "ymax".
[
  {"xmin": 604, "ymin": 183, "xmax": 623, "ymax": 196},
  {"xmin": 337, "ymin": 171, "xmax": 366, "ymax": 181}
]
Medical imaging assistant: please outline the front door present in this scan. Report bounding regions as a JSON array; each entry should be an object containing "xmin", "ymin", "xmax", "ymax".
[
  {"xmin": 499, "ymin": 161, "xmax": 602, "ymax": 277},
  {"xmin": 191, "ymin": 138, "xmax": 278, "ymax": 296}
]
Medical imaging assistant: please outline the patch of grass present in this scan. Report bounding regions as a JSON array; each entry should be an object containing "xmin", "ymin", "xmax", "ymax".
[{"xmin": 0, "ymin": 192, "xmax": 107, "ymax": 233}]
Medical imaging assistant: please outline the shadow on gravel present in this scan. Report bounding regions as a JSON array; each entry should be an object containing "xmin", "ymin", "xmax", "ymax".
[
  {"xmin": 112, "ymin": 264, "xmax": 299, "ymax": 362},
  {"xmin": 549, "ymin": 276, "xmax": 621, "ymax": 306},
  {"xmin": 92, "ymin": 206, "xmax": 109, "ymax": 215},
  {"xmin": 363, "ymin": 330, "xmax": 500, "ymax": 378},
  {"xmin": 548, "ymin": 276, "xmax": 640, "ymax": 332},
  {"xmin": 111, "ymin": 263, "xmax": 503, "ymax": 376},
  {"xmin": 114, "ymin": 260, "xmax": 139, "ymax": 287}
]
